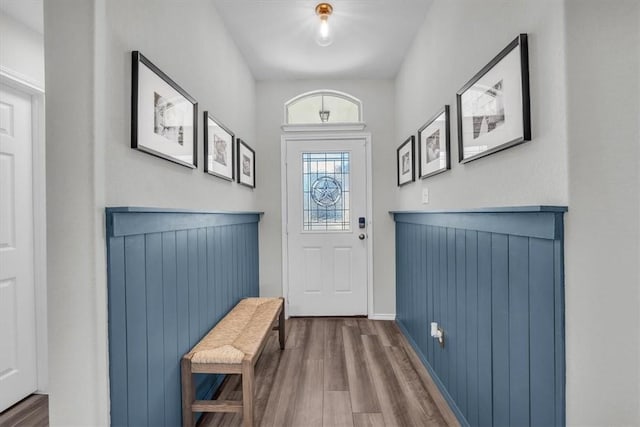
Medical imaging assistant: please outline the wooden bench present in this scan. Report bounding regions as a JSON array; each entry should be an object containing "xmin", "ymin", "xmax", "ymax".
[{"xmin": 181, "ymin": 297, "xmax": 285, "ymax": 427}]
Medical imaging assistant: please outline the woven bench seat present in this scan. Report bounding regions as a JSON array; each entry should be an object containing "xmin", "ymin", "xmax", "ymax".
[
  {"xmin": 190, "ymin": 298, "xmax": 283, "ymax": 365},
  {"xmin": 181, "ymin": 297, "xmax": 285, "ymax": 427}
]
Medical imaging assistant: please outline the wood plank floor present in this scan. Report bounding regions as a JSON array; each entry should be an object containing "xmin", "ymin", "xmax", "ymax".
[
  {"xmin": 200, "ymin": 318, "xmax": 456, "ymax": 427},
  {"xmin": 0, "ymin": 394, "xmax": 48, "ymax": 427},
  {"xmin": 0, "ymin": 321, "xmax": 454, "ymax": 427}
]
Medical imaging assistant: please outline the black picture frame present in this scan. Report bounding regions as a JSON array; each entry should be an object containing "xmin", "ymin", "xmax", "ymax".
[
  {"xmin": 397, "ymin": 135, "xmax": 415, "ymax": 187},
  {"xmin": 236, "ymin": 138, "xmax": 255, "ymax": 188},
  {"xmin": 418, "ymin": 105, "xmax": 451, "ymax": 179},
  {"xmin": 203, "ymin": 111, "xmax": 235, "ymax": 181},
  {"xmin": 456, "ymin": 33, "xmax": 531, "ymax": 163},
  {"xmin": 131, "ymin": 51, "xmax": 198, "ymax": 168}
]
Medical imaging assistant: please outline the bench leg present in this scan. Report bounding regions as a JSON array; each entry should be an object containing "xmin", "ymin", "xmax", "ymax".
[
  {"xmin": 181, "ymin": 357, "xmax": 195, "ymax": 427},
  {"xmin": 278, "ymin": 297, "xmax": 286, "ymax": 350},
  {"xmin": 242, "ymin": 360, "xmax": 255, "ymax": 427}
]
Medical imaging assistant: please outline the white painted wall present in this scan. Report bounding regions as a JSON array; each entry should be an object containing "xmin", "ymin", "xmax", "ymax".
[
  {"xmin": 45, "ymin": 2, "xmax": 105, "ymax": 424},
  {"xmin": 564, "ymin": 1, "xmax": 640, "ymax": 425},
  {"xmin": 395, "ymin": 0, "xmax": 640, "ymax": 425},
  {"xmin": 103, "ymin": 0, "xmax": 256, "ymax": 209},
  {"xmin": 256, "ymin": 80, "xmax": 397, "ymax": 316},
  {"xmin": 44, "ymin": 0, "xmax": 257, "ymax": 424},
  {"xmin": 0, "ymin": 11, "xmax": 44, "ymax": 89},
  {"xmin": 395, "ymin": 0, "xmax": 569, "ymax": 210}
]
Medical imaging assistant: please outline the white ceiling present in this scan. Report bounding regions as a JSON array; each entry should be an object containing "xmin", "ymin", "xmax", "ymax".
[
  {"xmin": 0, "ymin": 0, "xmax": 430, "ymax": 80},
  {"xmin": 213, "ymin": 0, "xmax": 432, "ymax": 80},
  {"xmin": 0, "ymin": 0, "xmax": 43, "ymax": 34}
]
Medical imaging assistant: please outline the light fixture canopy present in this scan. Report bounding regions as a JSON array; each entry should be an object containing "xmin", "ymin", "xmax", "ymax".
[
  {"xmin": 315, "ymin": 2, "xmax": 334, "ymax": 47},
  {"xmin": 315, "ymin": 2, "xmax": 333, "ymax": 16}
]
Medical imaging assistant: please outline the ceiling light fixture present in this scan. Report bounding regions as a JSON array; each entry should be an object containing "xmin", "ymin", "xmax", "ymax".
[
  {"xmin": 315, "ymin": 2, "xmax": 333, "ymax": 47},
  {"xmin": 319, "ymin": 96, "xmax": 330, "ymax": 122}
]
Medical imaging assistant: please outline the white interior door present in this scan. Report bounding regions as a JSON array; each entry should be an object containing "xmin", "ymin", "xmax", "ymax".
[
  {"xmin": 286, "ymin": 138, "xmax": 368, "ymax": 316},
  {"xmin": 0, "ymin": 84, "xmax": 37, "ymax": 411}
]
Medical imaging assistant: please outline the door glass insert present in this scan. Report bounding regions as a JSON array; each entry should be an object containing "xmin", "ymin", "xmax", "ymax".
[{"xmin": 303, "ymin": 152, "xmax": 350, "ymax": 231}]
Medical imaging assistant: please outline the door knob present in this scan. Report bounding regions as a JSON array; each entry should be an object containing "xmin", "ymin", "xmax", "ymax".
[{"xmin": 359, "ymin": 233, "xmax": 366, "ymax": 240}]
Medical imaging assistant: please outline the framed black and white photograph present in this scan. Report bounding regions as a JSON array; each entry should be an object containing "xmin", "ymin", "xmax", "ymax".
[
  {"xmin": 418, "ymin": 105, "xmax": 451, "ymax": 179},
  {"xmin": 397, "ymin": 135, "xmax": 415, "ymax": 186},
  {"xmin": 203, "ymin": 111, "xmax": 234, "ymax": 181},
  {"xmin": 237, "ymin": 138, "xmax": 255, "ymax": 188},
  {"xmin": 456, "ymin": 33, "xmax": 531, "ymax": 163},
  {"xmin": 131, "ymin": 51, "xmax": 198, "ymax": 168}
]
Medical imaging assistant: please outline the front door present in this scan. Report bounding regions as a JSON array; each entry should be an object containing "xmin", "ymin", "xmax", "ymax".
[
  {"xmin": 0, "ymin": 84, "xmax": 37, "ymax": 411},
  {"xmin": 285, "ymin": 137, "xmax": 368, "ymax": 316}
]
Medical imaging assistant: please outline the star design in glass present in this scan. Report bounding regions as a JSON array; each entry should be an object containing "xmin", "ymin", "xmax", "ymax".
[{"xmin": 311, "ymin": 176, "xmax": 342, "ymax": 207}]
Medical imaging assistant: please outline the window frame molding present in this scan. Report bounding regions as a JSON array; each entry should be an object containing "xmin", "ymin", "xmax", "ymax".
[{"xmin": 282, "ymin": 89, "xmax": 366, "ymax": 132}]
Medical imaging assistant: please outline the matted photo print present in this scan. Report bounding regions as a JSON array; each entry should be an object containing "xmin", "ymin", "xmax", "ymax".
[
  {"xmin": 204, "ymin": 112, "xmax": 234, "ymax": 181},
  {"xmin": 456, "ymin": 34, "xmax": 531, "ymax": 163},
  {"xmin": 237, "ymin": 138, "xmax": 255, "ymax": 188},
  {"xmin": 131, "ymin": 51, "xmax": 198, "ymax": 168},
  {"xmin": 397, "ymin": 135, "xmax": 415, "ymax": 186},
  {"xmin": 418, "ymin": 105, "xmax": 451, "ymax": 179}
]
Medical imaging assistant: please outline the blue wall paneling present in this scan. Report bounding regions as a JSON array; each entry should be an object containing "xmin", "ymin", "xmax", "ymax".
[
  {"xmin": 392, "ymin": 206, "xmax": 566, "ymax": 427},
  {"xmin": 106, "ymin": 208, "xmax": 262, "ymax": 426}
]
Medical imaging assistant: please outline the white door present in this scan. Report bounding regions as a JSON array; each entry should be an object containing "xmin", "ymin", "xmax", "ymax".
[
  {"xmin": 286, "ymin": 138, "xmax": 368, "ymax": 316},
  {"xmin": 0, "ymin": 84, "xmax": 37, "ymax": 411}
]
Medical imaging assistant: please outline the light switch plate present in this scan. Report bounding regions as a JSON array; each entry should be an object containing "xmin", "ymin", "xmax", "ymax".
[{"xmin": 422, "ymin": 188, "xmax": 429, "ymax": 204}]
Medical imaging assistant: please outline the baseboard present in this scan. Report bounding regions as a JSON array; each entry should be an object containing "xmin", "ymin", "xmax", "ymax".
[{"xmin": 368, "ymin": 313, "xmax": 396, "ymax": 321}]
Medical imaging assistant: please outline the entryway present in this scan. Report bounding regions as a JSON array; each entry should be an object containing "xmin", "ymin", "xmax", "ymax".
[{"xmin": 282, "ymin": 134, "xmax": 371, "ymax": 316}]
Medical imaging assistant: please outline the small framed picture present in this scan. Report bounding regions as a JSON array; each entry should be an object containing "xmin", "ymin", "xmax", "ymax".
[
  {"xmin": 131, "ymin": 51, "xmax": 198, "ymax": 168},
  {"xmin": 418, "ymin": 105, "xmax": 451, "ymax": 179},
  {"xmin": 203, "ymin": 112, "xmax": 234, "ymax": 181},
  {"xmin": 237, "ymin": 138, "xmax": 255, "ymax": 188},
  {"xmin": 456, "ymin": 33, "xmax": 531, "ymax": 163},
  {"xmin": 397, "ymin": 135, "xmax": 415, "ymax": 186}
]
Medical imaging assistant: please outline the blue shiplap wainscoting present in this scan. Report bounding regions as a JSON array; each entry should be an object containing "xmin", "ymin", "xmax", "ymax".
[
  {"xmin": 392, "ymin": 206, "xmax": 567, "ymax": 427},
  {"xmin": 105, "ymin": 207, "xmax": 262, "ymax": 427}
]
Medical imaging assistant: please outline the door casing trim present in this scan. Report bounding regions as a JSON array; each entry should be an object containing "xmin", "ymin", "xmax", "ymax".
[
  {"xmin": 281, "ymin": 131, "xmax": 373, "ymax": 318},
  {"xmin": 0, "ymin": 67, "xmax": 48, "ymax": 393}
]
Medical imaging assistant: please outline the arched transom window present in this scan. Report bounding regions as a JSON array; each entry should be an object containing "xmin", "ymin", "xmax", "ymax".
[{"xmin": 285, "ymin": 90, "xmax": 363, "ymax": 125}]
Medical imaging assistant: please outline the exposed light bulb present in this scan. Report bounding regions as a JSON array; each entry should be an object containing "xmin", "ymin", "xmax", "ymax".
[
  {"xmin": 320, "ymin": 18, "xmax": 329, "ymax": 39},
  {"xmin": 317, "ymin": 18, "xmax": 332, "ymax": 46},
  {"xmin": 315, "ymin": 3, "xmax": 334, "ymax": 47}
]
